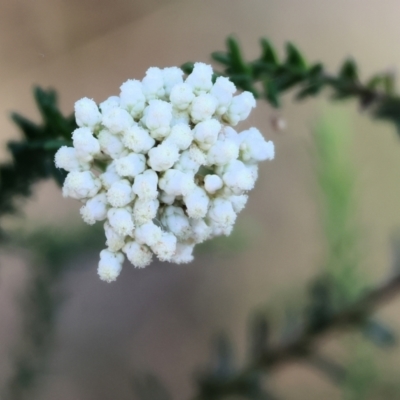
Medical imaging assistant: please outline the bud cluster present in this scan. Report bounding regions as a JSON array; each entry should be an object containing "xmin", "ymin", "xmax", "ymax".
[{"xmin": 55, "ymin": 63, "xmax": 274, "ymax": 282}]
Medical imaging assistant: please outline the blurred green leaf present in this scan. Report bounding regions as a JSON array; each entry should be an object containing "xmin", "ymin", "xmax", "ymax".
[
  {"xmin": 226, "ymin": 36, "xmax": 252, "ymax": 75},
  {"xmin": 363, "ymin": 319, "xmax": 396, "ymax": 348},
  {"xmin": 285, "ymin": 42, "xmax": 307, "ymax": 71},
  {"xmin": 260, "ymin": 38, "xmax": 279, "ymax": 66},
  {"xmin": 339, "ymin": 59, "xmax": 359, "ymax": 82}
]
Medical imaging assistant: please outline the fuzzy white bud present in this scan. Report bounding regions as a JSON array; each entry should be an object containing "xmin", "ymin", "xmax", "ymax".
[
  {"xmin": 132, "ymin": 169, "xmax": 158, "ymax": 199},
  {"xmin": 204, "ymin": 174, "xmax": 223, "ymax": 194},
  {"xmin": 55, "ymin": 146, "xmax": 87, "ymax": 172},
  {"xmin": 80, "ymin": 193, "xmax": 108, "ymax": 224},
  {"xmin": 74, "ymin": 98, "xmax": 102, "ymax": 128},
  {"xmin": 107, "ymin": 207, "xmax": 134, "ymax": 236},
  {"xmin": 72, "ymin": 127, "xmax": 100, "ymax": 162},
  {"xmin": 107, "ymin": 179, "xmax": 134, "ymax": 207},
  {"xmin": 147, "ymin": 142, "xmax": 179, "ymax": 171},
  {"xmin": 115, "ymin": 153, "xmax": 146, "ymax": 178},
  {"xmin": 62, "ymin": 171, "xmax": 101, "ymax": 199},
  {"xmin": 123, "ymin": 241, "xmax": 152, "ymax": 268},
  {"xmin": 119, "ymin": 79, "xmax": 146, "ymax": 118},
  {"xmin": 123, "ymin": 125, "xmax": 155, "ymax": 154},
  {"xmin": 143, "ymin": 99, "xmax": 172, "ymax": 139},
  {"xmin": 97, "ymin": 249, "xmax": 124, "ymax": 283}
]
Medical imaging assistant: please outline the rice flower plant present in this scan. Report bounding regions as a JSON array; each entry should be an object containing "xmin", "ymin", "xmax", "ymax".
[{"xmin": 55, "ymin": 63, "xmax": 274, "ymax": 282}]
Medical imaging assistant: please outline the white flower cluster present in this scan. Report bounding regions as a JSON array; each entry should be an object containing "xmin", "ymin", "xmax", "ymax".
[{"xmin": 55, "ymin": 63, "xmax": 274, "ymax": 283}]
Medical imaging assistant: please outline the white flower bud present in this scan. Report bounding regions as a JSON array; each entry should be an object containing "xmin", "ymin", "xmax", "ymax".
[
  {"xmin": 97, "ymin": 249, "xmax": 124, "ymax": 283},
  {"xmin": 223, "ymin": 91, "xmax": 256, "ymax": 126},
  {"xmin": 133, "ymin": 198, "xmax": 159, "ymax": 225},
  {"xmin": 142, "ymin": 67, "xmax": 165, "ymax": 100},
  {"xmin": 161, "ymin": 206, "xmax": 191, "ymax": 239},
  {"xmin": 63, "ymin": 171, "xmax": 101, "ymax": 199},
  {"xmin": 132, "ymin": 169, "xmax": 158, "ymax": 199},
  {"xmin": 204, "ymin": 174, "xmax": 223, "ymax": 194},
  {"xmin": 159, "ymin": 169, "xmax": 195, "ymax": 197},
  {"xmin": 147, "ymin": 142, "xmax": 179, "ymax": 171},
  {"xmin": 55, "ymin": 146, "xmax": 87, "ymax": 172},
  {"xmin": 227, "ymin": 194, "xmax": 248, "ymax": 213},
  {"xmin": 104, "ymin": 222, "xmax": 125, "ymax": 251},
  {"xmin": 135, "ymin": 221, "xmax": 163, "ymax": 247},
  {"xmin": 107, "ymin": 207, "xmax": 134, "ymax": 236},
  {"xmin": 171, "ymin": 241, "xmax": 195, "ymax": 264},
  {"xmin": 174, "ymin": 149, "xmax": 201, "ymax": 175},
  {"xmin": 170, "ymin": 83, "xmax": 195, "ymax": 110},
  {"xmin": 99, "ymin": 96, "xmax": 120, "ymax": 114},
  {"xmin": 99, "ymin": 162, "xmax": 120, "ymax": 189},
  {"xmin": 171, "ymin": 108, "xmax": 190, "ymax": 125},
  {"xmin": 208, "ymin": 198, "xmax": 237, "ymax": 230},
  {"xmin": 151, "ymin": 231, "xmax": 177, "ymax": 261},
  {"xmin": 123, "ymin": 241, "xmax": 152, "ymax": 268},
  {"xmin": 165, "ymin": 123, "xmax": 193, "ymax": 150},
  {"xmin": 72, "ymin": 127, "xmax": 100, "ymax": 162},
  {"xmin": 98, "ymin": 130, "xmax": 125, "ymax": 159},
  {"xmin": 107, "ymin": 179, "xmax": 134, "ymax": 207},
  {"xmin": 222, "ymin": 160, "xmax": 256, "ymax": 192},
  {"xmin": 190, "ymin": 93, "xmax": 217, "ymax": 123},
  {"xmin": 193, "ymin": 119, "xmax": 221, "ymax": 150},
  {"xmin": 115, "ymin": 153, "xmax": 146, "ymax": 178},
  {"xmin": 239, "ymin": 127, "xmax": 275, "ymax": 163},
  {"xmin": 143, "ymin": 100, "xmax": 172, "ymax": 139},
  {"xmin": 210, "ymin": 77, "xmax": 236, "ymax": 115},
  {"xmin": 122, "ymin": 125, "xmax": 155, "ymax": 154},
  {"xmin": 162, "ymin": 67, "xmax": 184, "ymax": 97},
  {"xmin": 159, "ymin": 191, "xmax": 175, "ymax": 205},
  {"xmin": 80, "ymin": 193, "xmax": 108, "ymax": 224},
  {"xmin": 102, "ymin": 107, "xmax": 134, "ymax": 134},
  {"xmin": 207, "ymin": 138, "xmax": 239, "ymax": 166},
  {"xmin": 185, "ymin": 62, "xmax": 213, "ymax": 94},
  {"xmin": 188, "ymin": 144, "xmax": 207, "ymax": 165},
  {"xmin": 119, "ymin": 79, "xmax": 146, "ymax": 118},
  {"xmin": 184, "ymin": 186, "xmax": 209, "ymax": 219},
  {"xmin": 74, "ymin": 97, "xmax": 101, "ymax": 128},
  {"xmin": 190, "ymin": 218, "xmax": 212, "ymax": 243}
]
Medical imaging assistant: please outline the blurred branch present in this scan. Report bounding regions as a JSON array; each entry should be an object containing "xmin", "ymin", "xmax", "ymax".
[
  {"xmin": 183, "ymin": 37, "xmax": 400, "ymax": 132},
  {"xmin": 0, "ymin": 87, "xmax": 75, "ymax": 237},
  {"xmin": 194, "ymin": 271, "xmax": 400, "ymax": 400}
]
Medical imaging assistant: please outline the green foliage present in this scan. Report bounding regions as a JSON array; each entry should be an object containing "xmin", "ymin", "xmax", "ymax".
[
  {"xmin": 184, "ymin": 36, "xmax": 400, "ymax": 133},
  {"xmin": 0, "ymin": 87, "xmax": 75, "ymax": 235},
  {"xmin": 313, "ymin": 113, "xmax": 364, "ymax": 307},
  {"xmin": 2, "ymin": 224, "xmax": 103, "ymax": 400}
]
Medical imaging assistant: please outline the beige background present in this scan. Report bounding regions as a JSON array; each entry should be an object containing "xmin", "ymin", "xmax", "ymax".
[{"xmin": 1, "ymin": 1, "xmax": 400, "ymax": 399}]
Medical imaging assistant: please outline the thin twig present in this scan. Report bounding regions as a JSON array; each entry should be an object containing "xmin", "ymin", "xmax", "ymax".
[{"xmin": 197, "ymin": 272, "xmax": 400, "ymax": 398}]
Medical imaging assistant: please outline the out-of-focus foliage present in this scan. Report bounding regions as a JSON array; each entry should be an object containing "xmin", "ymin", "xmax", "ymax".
[
  {"xmin": 2, "ymin": 37, "xmax": 400, "ymax": 400},
  {"xmin": 183, "ymin": 37, "xmax": 400, "ymax": 132},
  {"xmin": 2, "ymin": 224, "xmax": 103, "ymax": 400},
  {"xmin": 0, "ymin": 87, "xmax": 75, "ymax": 236}
]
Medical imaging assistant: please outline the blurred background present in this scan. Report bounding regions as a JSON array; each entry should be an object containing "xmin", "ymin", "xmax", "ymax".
[{"xmin": 2, "ymin": 1, "xmax": 400, "ymax": 399}]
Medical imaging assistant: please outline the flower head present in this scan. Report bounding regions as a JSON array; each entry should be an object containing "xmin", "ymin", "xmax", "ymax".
[{"xmin": 55, "ymin": 62, "xmax": 274, "ymax": 282}]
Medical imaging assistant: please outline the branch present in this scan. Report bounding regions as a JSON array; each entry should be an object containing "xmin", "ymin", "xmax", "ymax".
[
  {"xmin": 196, "ymin": 272, "xmax": 400, "ymax": 399},
  {"xmin": 183, "ymin": 37, "xmax": 400, "ymax": 131}
]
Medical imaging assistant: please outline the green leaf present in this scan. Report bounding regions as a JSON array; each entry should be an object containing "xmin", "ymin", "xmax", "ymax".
[
  {"xmin": 263, "ymin": 79, "xmax": 280, "ymax": 107},
  {"xmin": 285, "ymin": 42, "xmax": 307, "ymax": 71},
  {"xmin": 11, "ymin": 113, "xmax": 43, "ymax": 140},
  {"xmin": 211, "ymin": 51, "xmax": 232, "ymax": 66},
  {"xmin": 260, "ymin": 38, "xmax": 279, "ymax": 66},
  {"xmin": 296, "ymin": 83, "xmax": 323, "ymax": 99},
  {"xmin": 180, "ymin": 62, "xmax": 194, "ymax": 75},
  {"xmin": 226, "ymin": 36, "xmax": 252, "ymax": 75},
  {"xmin": 339, "ymin": 59, "xmax": 359, "ymax": 82}
]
